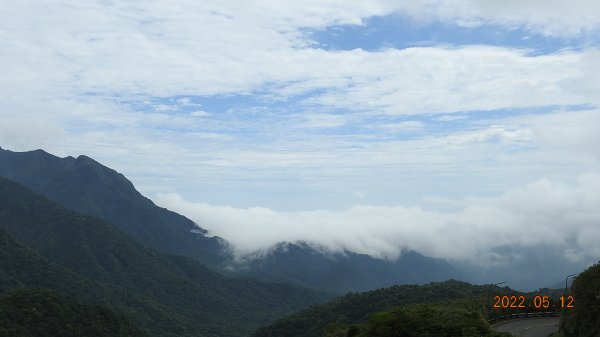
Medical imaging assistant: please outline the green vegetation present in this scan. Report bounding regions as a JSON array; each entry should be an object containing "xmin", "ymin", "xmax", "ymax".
[
  {"xmin": 0, "ymin": 176, "xmax": 330, "ymax": 337},
  {"xmin": 562, "ymin": 261, "xmax": 600, "ymax": 337},
  {"xmin": 323, "ymin": 299, "xmax": 511, "ymax": 337},
  {"xmin": 253, "ymin": 280, "xmax": 509, "ymax": 337},
  {"xmin": 0, "ymin": 289, "xmax": 147, "ymax": 337},
  {"xmin": 0, "ymin": 227, "xmax": 190, "ymax": 337}
]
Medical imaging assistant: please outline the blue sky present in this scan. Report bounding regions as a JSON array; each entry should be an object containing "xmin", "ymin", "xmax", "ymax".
[
  {"xmin": 1, "ymin": 1, "xmax": 599, "ymax": 268},
  {"xmin": 312, "ymin": 14, "xmax": 583, "ymax": 53}
]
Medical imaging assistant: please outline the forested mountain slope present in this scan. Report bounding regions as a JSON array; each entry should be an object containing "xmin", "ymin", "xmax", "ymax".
[
  {"xmin": 323, "ymin": 299, "xmax": 511, "ymax": 337},
  {"xmin": 0, "ymin": 289, "xmax": 148, "ymax": 337},
  {"xmin": 0, "ymin": 176, "xmax": 330, "ymax": 337},
  {"xmin": 253, "ymin": 280, "xmax": 505, "ymax": 337},
  {"xmin": 0, "ymin": 227, "xmax": 195, "ymax": 337},
  {"xmin": 0, "ymin": 147, "xmax": 225, "ymax": 267}
]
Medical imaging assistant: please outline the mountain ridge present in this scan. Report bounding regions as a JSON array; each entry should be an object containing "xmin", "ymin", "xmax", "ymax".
[
  {"xmin": 234, "ymin": 241, "xmax": 462, "ymax": 292},
  {"xmin": 0, "ymin": 147, "xmax": 225, "ymax": 267}
]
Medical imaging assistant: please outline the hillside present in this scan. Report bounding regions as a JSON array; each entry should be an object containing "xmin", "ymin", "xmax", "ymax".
[
  {"xmin": 562, "ymin": 261, "xmax": 600, "ymax": 336},
  {"xmin": 253, "ymin": 280, "xmax": 508, "ymax": 337},
  {"xmin": 0, "ymin": 289, "xmax": 147, "ymax": 337},
  {"xmin": 0, "ymin": 147, "xmax": 225, "ymax": 267},
  {"xmin": 0, "ymin": 176, "xmax": 330, "ymax": 337},
  {"xmin": 0, "ymin": 227, "xmax": 205, "ymax": 337},
  {"xmin": 324, "ymin": 299, "xmax": 511, "ymax": 337}
]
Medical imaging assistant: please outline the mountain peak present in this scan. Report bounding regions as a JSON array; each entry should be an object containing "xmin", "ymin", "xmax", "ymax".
[
  {"xmin": 75, "ymin": 154, "xmax": 99, "ymax": 164},
  {"xmin": 25, "ymin": 148, "xmax": 56, "ymax": 158}
]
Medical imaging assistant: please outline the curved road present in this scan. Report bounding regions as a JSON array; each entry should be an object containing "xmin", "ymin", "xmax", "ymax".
[{"xmin": 493, "ymin": 317, "xmax": 559, "ymax": 337}]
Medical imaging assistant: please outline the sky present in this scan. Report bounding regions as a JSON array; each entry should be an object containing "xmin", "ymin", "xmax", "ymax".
[{"xmin": 1, "ymin": 1, "xmax": 599, "ymax": 267}]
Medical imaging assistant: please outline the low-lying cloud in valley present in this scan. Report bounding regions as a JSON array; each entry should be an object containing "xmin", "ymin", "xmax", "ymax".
[{"xmin": 156, "ymin": 173, "xmax": 600, "ymax": 267}]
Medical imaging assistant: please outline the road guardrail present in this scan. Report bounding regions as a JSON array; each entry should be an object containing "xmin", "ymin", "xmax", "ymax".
[{"xmin": 488, "ymin": 311, "xmax": 560, "ymax": 324}]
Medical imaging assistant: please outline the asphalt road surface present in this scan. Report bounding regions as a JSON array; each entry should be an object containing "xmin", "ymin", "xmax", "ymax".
[{"xmin": 493, "ymin": 317, "xmax": 559, "ymax": 337}]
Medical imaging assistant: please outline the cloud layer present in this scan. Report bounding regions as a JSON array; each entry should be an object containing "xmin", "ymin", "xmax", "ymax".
[
  {"xmin": 156, "ymin": 173, "xmax": 600, "ymax": 265},
  {"xmin": 2, "ymin": 2, "xmax": 599, "ymax": 105}
]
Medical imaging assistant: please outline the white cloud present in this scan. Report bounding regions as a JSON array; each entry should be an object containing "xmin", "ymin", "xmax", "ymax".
[
  {"xmin": 445, "ymin": 125, "xmax": 533, "ymax": 145},
  {"xmin": 190, "ymin": 110, "xmax": 210, "ymax": 117},
  {"xmin": 156, "ymin": 174, "xmax": 600, "ymax": 264},
  {"xmin": 1, "ymin": 2, "xmax": 598, "ymax": 115},
  {"xmin": 295, "ymin": 47, "xmax": 597, "ymax": 115},
  {"xmin": 436, "ymin": 115, "xmax": 468, "ymax": 122},
  {"xmin": 455, "ymin": 19, "xmax": 483, "ymax": 28},
  {"xmin": 299, "ymin": 113, "xmax": 347, "ymax": 128},
  {"xmin": 469, "ymin": 0, "xmax": 600, "ymax": 36},
  {"xmin": 0, "ymin": 117, "xmax": 67, "ymax": 153},
  {"xmin": 353, "ymin": 191, "xmax": 365, "ymax": 199},
  {"xmin": 154, "ymin": 104, "xmax": 177, "ymax": 112},
  {"xmin": 493, "ymin": 108, "xmax": 600, "ymax": 160},
  {"xmin": 377, "ymin": 121, "xmax": 425, "ymax": 133},
  {"xmin": 397, "ymin": 0, "xmax": 600, "ymax": 36},
  {"xmin": 177, "ymin": 97, "xmax": 192, "ymax": 105}
]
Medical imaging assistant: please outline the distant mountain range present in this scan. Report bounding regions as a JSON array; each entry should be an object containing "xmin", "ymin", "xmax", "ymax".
[
  {"xmin": 235, "ymin": 241, "xmax": 461, "ymax": 292},
  {"xmin": 0, "ymin": 147, "xmax": 463, "ymax": 293}
]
